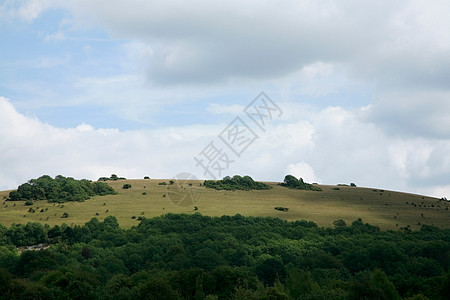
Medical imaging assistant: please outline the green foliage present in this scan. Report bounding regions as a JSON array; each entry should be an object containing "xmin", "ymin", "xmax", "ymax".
[
  {"xmin": 0, "ymin": 214, "xmax": 449, "ymax": 299},
  {"xmin": 122, "ymin": 184, "xmax": 132, "ymax": 189},
  {"xmin": 204, "ymin": 175, "xmax": 272, "ymax": 191},
  {"xmin": 98, "ymin": 174, "xmax": 127, "ymax": 181},
  {"xmin": 274, "ymin": 207, "xmax": 289, "ymax": 212},
  {"xmin": 279, "ymin": 175, "xmax": 322, "ymax": 191},
  {"xmin": 256, "ymin": 258, "xmax": 286, "ymax": 286},
  {"xmin": 333, "ymin": 219, "xmax": 347, "ymax": 227},
  {"xmin": 8, "ymin": 175, "xmax": 116, "ymax": 203}
]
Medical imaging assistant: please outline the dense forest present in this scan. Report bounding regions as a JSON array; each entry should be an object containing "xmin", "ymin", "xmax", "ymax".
[
  {"xmin": 7, "ymin": 175, "xmax": 116, "ymax": 203},
  {"xmin": 0, "ymin": 214, "xmax": 449, "ymax": 299},
  {"xmin": 203, "ymin": 175, "xmax": 272, "ymax": 191}
]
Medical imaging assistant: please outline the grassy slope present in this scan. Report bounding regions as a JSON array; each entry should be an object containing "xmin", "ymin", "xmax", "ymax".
[{"xmin": 0, "ymin": 179, "xmax": 449, "ymax": 230}]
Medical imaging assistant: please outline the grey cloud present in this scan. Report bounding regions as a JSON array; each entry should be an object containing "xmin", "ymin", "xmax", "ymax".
[
  {"xmin": 361, "ymin": 92, "xmax": 450, "ymax": 139},
  {"xmin": 70, "ymin": 0, "xmax": 438, "ymax": 85}
]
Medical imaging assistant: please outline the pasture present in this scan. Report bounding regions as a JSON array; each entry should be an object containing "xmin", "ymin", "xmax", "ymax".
[{"xmin": 1, "ymin": 179, "xmax": 448, "ymax": 230}]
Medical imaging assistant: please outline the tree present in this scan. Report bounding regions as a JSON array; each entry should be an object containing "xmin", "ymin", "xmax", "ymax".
[
  {"xmin": 279, "ymin": 175, "xmax": 322, "ymax": 191},
  {"xmin": 136, "ymin": 277, "xmax": 181, "ymax": 300},
  {"xmin": 333, "ymin": 219, "xmax": 347, "ymax": 227},
  {"xmin": 9, "ymin": 175, "xmax": 116, "ymax": 203},
  {"xmin": 256, "ymin": 258, "xmax": 286, "ymax": 286}
]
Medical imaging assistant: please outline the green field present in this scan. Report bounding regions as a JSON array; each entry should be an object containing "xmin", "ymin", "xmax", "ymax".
[{"xmin": 1, "ymin": 179, "xmax": 449, "ymax": 230}]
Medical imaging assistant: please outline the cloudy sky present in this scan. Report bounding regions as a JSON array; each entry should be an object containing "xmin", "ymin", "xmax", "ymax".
[{"xmin": 1, "ymin": 0, "xmax": 450, "ymax": 197}]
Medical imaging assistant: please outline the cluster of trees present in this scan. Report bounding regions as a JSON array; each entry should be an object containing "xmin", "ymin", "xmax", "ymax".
[
  {"xmin": 279, "ymin": 175, "xmax": 322, "ymax": 191},
  {"xmin": 204, "ymin": 175, "xmax": 272, "ymax": 191},
  {"xmin": 8, "ymin": 175, "xmax": 116, "ymax": 203},
  {"xmin": 98, "ymin": 174, "xmax": 126, "ymax": 181},
  {"xmin": 0, "ymin": 214, "xmax": 449, "ymax": 299}
]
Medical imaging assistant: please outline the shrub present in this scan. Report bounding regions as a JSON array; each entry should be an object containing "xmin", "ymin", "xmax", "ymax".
[
  {"xmin": 333, "ymin": 219, "xmax": 347, "ymax": 227},
  {"xmin": 61, "ymin": 212, "xmax": 69, "ymax": 218},
  {"xmin": 98, "ymin": 174, "xmax": 126, "ymax": 181},
  {"xmin": 274, "ymin": 207, "xmax": 289, "ymax": 212},
  {"xmin": 204, "ymin": 175, "xmax": 271, "ymax": 191},
  {"xmin": 279, "ymin": 175, "xmax": 321, "ymax": 191},
  {"xmin": 122, "ymin": 184, "xmax": 132, "ymax": 189},
  {"xmin": 25, "ymin": 200, "xmax": 34, "ymax": 206}
]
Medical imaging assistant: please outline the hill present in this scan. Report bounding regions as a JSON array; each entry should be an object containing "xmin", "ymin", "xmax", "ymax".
[{"xmin": 1, "ymin": 178, "xmax": 448, "ymax": 230}]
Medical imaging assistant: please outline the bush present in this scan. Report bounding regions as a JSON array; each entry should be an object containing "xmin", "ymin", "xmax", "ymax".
[
  {"xmin": 122, "ymin": 184, "xmax": 132, "ymax": 189},
  {"xmin": 274, "ymin": 207, "xmax": 289, "ymax": 212},
  {"xmin": 204, "ymin": 175, "xmax": 272, "ymax": 191},
  {"xmin": 25, "ymin": 200, "xmax": 34, "ymax": 206},
  {"xmin": 279, "ymin": 175, "xmax": 322, "ymax": 191},
  {"xmin": 61, "ymin": 212, "xmax": 69, "ymax": 218},
  {"xmin": 333, "ymin": 219, "xmax": 347, "ymax": 227},
  {"xmin": 98, "ymin": 174, "xmax": 126, "ymax": 181}
]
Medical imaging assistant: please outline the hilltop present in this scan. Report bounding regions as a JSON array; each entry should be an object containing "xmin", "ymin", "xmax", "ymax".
[{"xmin": 1, "ymin": 177, "xmax": 448, "ymax": 230}]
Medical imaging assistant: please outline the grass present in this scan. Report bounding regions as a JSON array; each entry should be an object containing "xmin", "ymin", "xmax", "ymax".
[{"xmin": 0, "ymin": 179, "xmax": 449, "ymax": 230}]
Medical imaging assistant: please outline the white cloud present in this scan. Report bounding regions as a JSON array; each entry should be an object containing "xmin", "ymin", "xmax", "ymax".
[
  {"xmin": 286, "ymin": 162, "xmax": 320, "ymax": 183},
  {"xmin": 0, "ymin": 96, "xmax": 206, "ymax": 190},
  {"xmin": 1, "ymin": 0, "xmax": 62, "ymax": 22},
  {"xmin": 2, "ymin": 1, "xmax": 450, "ymax": 203},
  {"xmin": 1, "ymin": 96, "xmax": 450, "ymax": 198}
]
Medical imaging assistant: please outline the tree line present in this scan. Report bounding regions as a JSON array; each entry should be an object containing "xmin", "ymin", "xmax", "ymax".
[{"xmin": 0, "ymin": 214, "xmax": 449, "ymax": 299}]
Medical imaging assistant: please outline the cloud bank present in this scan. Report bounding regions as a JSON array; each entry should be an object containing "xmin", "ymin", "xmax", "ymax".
[
  {"xmin": 2, "ymin": 97, "xmax": 450, "ymax": 198},
  {"xmin": 1, "ymin": 1, "xmax": 450, "ymax": 198}
]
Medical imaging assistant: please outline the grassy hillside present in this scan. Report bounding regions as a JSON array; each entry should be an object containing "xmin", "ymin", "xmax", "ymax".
[{"xmin": 1, "ymin": 179, "xmax": 449, "ymax": 230}]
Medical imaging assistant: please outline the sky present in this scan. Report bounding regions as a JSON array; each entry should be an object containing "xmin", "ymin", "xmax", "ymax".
[{"xmin": 1, "ymin": 0, "xmax": 450, "ymax": 198}]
